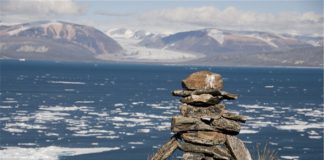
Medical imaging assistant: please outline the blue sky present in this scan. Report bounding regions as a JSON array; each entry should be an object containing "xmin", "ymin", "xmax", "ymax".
[
  {"xmin": 82, "ymin": 0, "xmax": 323, "ymax": 14},
  {"xmin": 1, "ymin": 0, "xmax": 323, "ymax": 36}
]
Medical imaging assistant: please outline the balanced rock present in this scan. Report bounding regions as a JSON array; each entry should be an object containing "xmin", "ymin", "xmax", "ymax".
[
  {"xmin": 182, "ymin": 71, "xmax": 223, "ymax": 90},
  {"xmin": 151, "ymin": 71, "xmax": 251, "ymax": 160}
]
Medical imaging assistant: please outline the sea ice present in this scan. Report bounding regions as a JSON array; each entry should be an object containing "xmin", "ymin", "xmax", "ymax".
[{"xmin": 0, "ymin": 146, "xmax": 120, "ymax": 160}]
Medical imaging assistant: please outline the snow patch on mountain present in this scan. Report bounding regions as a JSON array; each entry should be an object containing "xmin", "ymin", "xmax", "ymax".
[
  {"xmin": 133, "ymin": 30, "xmax": 154, "ymax": 39},
  {"xmin": 245, "ymin": 34, "xmax": 279, "ymax": 48},
  {"xmin": 305, "ymin": 40, "xmax": 323, "ymax": 47},
  {"xmin": 207, "ymin": 29, "xmax": 224, "ymax": 45},
  {"xmin": 41, "ymin": 21, "xmax": 64, "ymax": 29},
  {"xmin": 7, "ymin": 21, "xmax": 55, "ymax": 36},
  {"xmin": 7, "ymin": 26, "xmax": 29, "ymax": 36}
]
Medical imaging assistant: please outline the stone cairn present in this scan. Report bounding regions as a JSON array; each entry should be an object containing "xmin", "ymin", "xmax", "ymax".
[{"xmin": 151, "ymin": 71, "xmax": 252, "ymax": 160}]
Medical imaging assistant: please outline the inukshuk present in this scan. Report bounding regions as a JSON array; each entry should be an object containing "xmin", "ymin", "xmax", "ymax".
[{"xmin": 151, "ymin": 71, "xmax": 252, "ymax": 160}]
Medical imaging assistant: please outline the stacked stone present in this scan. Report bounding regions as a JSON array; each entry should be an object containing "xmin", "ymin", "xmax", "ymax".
[{"xmin": 151, "ymin": 71, "xmax": 252, "ymax": 160}]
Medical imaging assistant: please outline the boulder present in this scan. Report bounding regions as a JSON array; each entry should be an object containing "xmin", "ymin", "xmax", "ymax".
[{"xmin": 182, "ymin": 71, "xmax": 223, "ymax": 90}]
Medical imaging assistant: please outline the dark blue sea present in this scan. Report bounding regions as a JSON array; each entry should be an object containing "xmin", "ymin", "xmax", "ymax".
[{"xmin": 0, "ymin": 60, "xmax": 323, "ymax": 160}]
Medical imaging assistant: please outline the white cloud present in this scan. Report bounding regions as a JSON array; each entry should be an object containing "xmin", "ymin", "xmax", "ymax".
[
  {"xmin": 1, "ymin": 0, "xmax": 83, "ymax": 15},
  {"xmin": 0, "ymin": 0, "xmax": 84, "ymax": 24},
  {"xmin": 138, "ymin": 6, "xmax": 323, "ymax": 36}
]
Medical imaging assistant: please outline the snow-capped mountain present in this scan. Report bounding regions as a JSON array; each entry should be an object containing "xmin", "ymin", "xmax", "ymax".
[
  {"xmin": 0, "ymin": 22, "xmax": 322, "ymax": 66},
  {"xmin": 106, "ymin": 28, "xmax": 154, "ymax": 40},
  {"xmin": 137, "ymin": 28, "xmax": 323, "ymax": 66},
  {"xmin": 0, "ymin": 21, "xmax": 123, "ymax": 61},
  {"xmin": 139, "ymin": 28, "xmax": 320, "ymax": 55}
]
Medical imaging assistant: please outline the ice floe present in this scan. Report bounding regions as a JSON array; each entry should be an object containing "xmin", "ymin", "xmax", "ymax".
[
  {"xmin": 39, "ymin": 105, "xmax": 81, "ymax": 111},
  {"xmin": 0, "ymin": 146, "xmax": 120, "ymax": 160},
  {"xmin": 137, "ymin": 128, "xmax": 150, "ymax": 133},
  {"xmin": 128, "ymin": 141, "xmax": 144, "ymax": 145},
  {"xmin": 114, "ymin": 103, "xmax": 125, "ymax": 107},
  {"xmin": 240, "ymin": 129, "xmax": 259, "ymax": 134},
  {"xmin": 280, "ymin": 156, "xmax": 299, "ymax": 160},
  {"xmin": 47, "ymin": 81, "xmax": 86, "ymax": 85},
  {"xmin": 0, "ymin": 105, "xmax": 12, "ymax": 109},
  {"xmin": 239, "ymin": 104, "xmax": 275, "ymax": 111},
  {"xmin": 74, "ymin": 101, "xmax": 95, "ymax": 104},
  {"xmin": 276, "ymin": 120, "xmax": 324, "ymax": 132}
]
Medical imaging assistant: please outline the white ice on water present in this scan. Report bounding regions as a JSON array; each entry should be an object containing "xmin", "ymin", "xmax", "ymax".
[{"xmin": 0, "ymin": 146, "xmax": 120, "ymax": 160}]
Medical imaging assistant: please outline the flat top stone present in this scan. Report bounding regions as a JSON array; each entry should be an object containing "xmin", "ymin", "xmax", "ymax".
[{"xmin": 182, "ymin": 71, "xmax": 223, "ymax": 90}]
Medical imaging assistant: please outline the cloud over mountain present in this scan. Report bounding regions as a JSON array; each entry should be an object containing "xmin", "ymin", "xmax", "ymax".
[
  {"xmin": 0, "ymin": 0, "xmax": 84, "ymax": 24},
  {"xmin": 138, "ymin": 6, "xmax": 323, "ymax": 36},
  {"xmin": 1, "ymin": 0, "xmax": 83, "ymax": 15}
]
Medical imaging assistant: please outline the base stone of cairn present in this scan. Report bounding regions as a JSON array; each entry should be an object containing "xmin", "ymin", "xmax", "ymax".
[{"xmin": 151, "ymin": 71, "xmax": 252, "ymax": 160}]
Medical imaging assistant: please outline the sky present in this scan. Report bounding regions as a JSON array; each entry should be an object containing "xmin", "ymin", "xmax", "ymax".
[{"xmin": 0, "ymin": 0, "xmax": 323, "ymax": 36}]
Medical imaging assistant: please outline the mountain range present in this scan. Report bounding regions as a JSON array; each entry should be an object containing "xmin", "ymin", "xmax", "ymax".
[
  {"xmin": 0, "ymin": 21, "xmax": 323, "ymax": 67},
  {"xmin": 0, "ymin": 21, "xmax": 122, "ymax": 61},
  {"xmin": 140, "ymin": 29, "xmax": 319, "ymax": 53}
]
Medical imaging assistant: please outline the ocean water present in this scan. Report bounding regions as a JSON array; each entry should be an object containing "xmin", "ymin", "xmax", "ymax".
[{"xmin": 0, "ymin": 60, "xmax": 323, "ymax": 160}]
